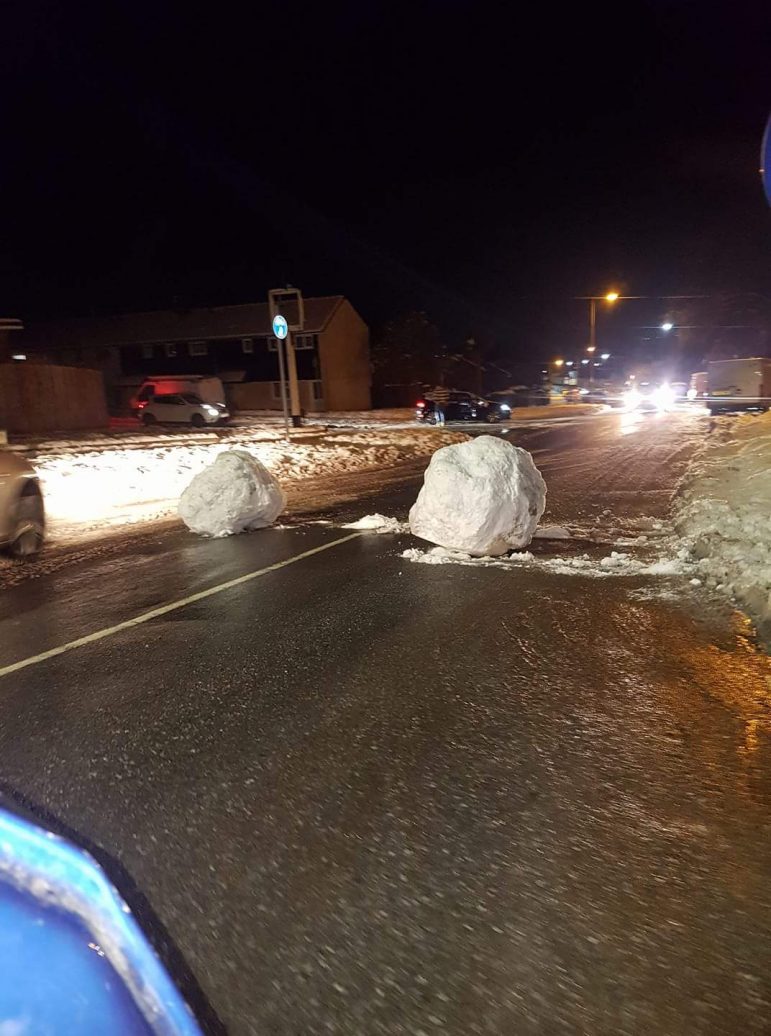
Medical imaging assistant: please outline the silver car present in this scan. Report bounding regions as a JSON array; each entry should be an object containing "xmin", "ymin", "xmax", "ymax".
[
  {"xmin": 138, "ymin": 392, "xmax": 230, "ymax": 428},
  {"xmin": 0, "ymin": 452, "xmax": 45, "ymax": 556}
]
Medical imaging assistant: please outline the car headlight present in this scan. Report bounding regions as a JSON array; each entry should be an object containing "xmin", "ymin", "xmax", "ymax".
[
  {"xmin": 203, "ymin": 405, "xmax": 219, "ymax": 415},
  {"xmin": 651, "ymin": 384, "xmax": 676, "ymax": 410},
  {"xmin": 499, "ymin": 403, "xmax": 511, "ymax": 412}
]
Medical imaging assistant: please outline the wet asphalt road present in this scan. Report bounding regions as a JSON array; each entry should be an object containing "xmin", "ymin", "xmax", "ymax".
[{"xmin": 0, "ymin": 411, "xmax": 770, "ymax": 1034}]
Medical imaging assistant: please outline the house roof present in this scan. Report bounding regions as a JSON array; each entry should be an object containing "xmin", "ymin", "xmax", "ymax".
[{"xmin": 24, "ymin": 296, "xmax": 346, "ymax": 350}]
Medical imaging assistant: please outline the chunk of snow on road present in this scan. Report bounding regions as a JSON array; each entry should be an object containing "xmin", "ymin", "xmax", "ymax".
[
  {"xmin": 409, "ymin": 435, "xmax": 546, "ymax": 556},
  {"xmin": 600, "ymin": 552, "xmax": 631, "ymax": 569},
  {"xmin": 401, "ymin": 546, "xmax": 535, "ymax": 567},
  {"xmin": 343, "ymin": 514, "xmax": 408, "ymax": 533},
  {"xmin": 401, "ymin": 546, "xmax": 465, "ymax": 565},
  {"xmin": 644, "ymin": 558, "xmax": 686, "ymax": 576},
  {"xmin": 178, "ymin": 450, "xmax": 285, "ymax": 537},
  {"xmin": 532, "ymin": 525, "xmax": 571, "ymax": 539},
  {"xmin": 402, "ymin": 544, "xmax": 691, "ymax": 580}
]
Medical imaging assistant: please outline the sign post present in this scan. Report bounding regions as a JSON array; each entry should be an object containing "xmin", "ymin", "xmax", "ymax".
[
  {"xmin": 285, "ymin": 332, "xmax": 302, "ymax": 428},
  {"xmin": 272, "ymin": 313, "xmax": 290, "ymax": 438},
  {"xmin": 269, "ymin": 288, "xmax": 305, "ymax": 428}
]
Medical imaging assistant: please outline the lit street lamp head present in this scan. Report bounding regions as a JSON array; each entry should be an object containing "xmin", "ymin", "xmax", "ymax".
[
  {"xmin": 661, "ymin": 321, "xmax": 674, "ymax": 332},
  {"xmin": 605, "ymin": 292, "xmax": 619, "ymax": 302}
]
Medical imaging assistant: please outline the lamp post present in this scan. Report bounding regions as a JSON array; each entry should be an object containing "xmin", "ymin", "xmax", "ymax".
[{"xmin": 582, "ymin": 291, "xmax": 621, "ymax": 384}]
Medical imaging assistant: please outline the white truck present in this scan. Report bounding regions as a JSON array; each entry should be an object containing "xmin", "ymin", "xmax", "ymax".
[
  {"xmin": 129, "ymin": 375, "xmax": 226, "ymax": 413},
  {"xmin": 706, "ymin": 358, "xmax": 771, "ymax": 415}
]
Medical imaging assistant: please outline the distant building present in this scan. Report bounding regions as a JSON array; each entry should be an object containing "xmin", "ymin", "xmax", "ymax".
[{"xmin": 21, "ymin": 296, "xmax": 371, "ymax": 412}]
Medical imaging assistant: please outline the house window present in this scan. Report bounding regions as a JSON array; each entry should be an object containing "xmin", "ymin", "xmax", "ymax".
[
  {"xmin": 267, "ymin": 333, "xmax": 316, "ymax": 351},
  {"xmin": 188, "ymin": 340, "xmax": 208, "ymax": 356},
  {"xmin": 142, "ymin": 344, "xmax": 154, "ymax": 359},
  {"xmin": 294, "ymin": 333, "xmax": 317, "ymax": 351},
  {"xmin": 312, "ymin": 380, "xmax": 323, "ymax": 401},
  {"xmin": 164, "ymin": 343, "xmax": 177, "ymax": 358},
  {"xmin": 241, "ymin": 337, "xmax": 254, "ymax": 354}
]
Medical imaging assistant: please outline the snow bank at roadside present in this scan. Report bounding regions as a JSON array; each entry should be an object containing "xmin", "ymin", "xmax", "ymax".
[
  {"xmin": 32, "ymin": 428, "xmax": 464, "ymax": 539},
  {"xmin": 674, "ymin": 410, "xmax": 771, "ymax": 639}
]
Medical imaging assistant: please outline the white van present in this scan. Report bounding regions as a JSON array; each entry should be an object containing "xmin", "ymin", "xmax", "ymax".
[
  {"xmin": 706, "ymin": 358, "xmax": 771, "ymax": 415},
  {"xmin": 130, "ymin": 376, "xmax": 226, "ymax": 413}
]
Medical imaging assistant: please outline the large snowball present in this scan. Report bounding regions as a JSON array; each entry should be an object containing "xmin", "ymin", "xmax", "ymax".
[
  {"xmin": 409, "ymin": 435, "xmax": 546, "ymax": 556},
  {"xmin": 178, "ymin": 449, "xmax": 286, "ymax": 537}
]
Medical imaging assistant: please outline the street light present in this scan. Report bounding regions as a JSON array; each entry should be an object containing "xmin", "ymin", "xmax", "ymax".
[
  {"xmin": 585, "ymin": 291, "xmax": 620, "ymax": 382},
  {"xmin": 601, "ymin": 352, "xmax": 610, "ymax": 360},
  {"xmin": 553, "ymin": 358, "xmax": 564, "ymax": 367},
  {"xmin": 661, "ymin": 321, "xmax": 674, "ymax": 332}
]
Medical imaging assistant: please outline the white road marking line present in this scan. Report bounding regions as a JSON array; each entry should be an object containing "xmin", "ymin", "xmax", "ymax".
[{"xmin": 0, "ymin": 533, "xmax": 362, "ymax": 679}]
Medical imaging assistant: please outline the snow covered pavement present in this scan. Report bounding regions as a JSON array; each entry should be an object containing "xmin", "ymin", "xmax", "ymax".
[
  {"xmin": 31, "ymin": 427, "xmax": 464, "ymax": 542},
  {"xmin": 674, "ymin": 410, "xmax": 771, "ymax": 641}
]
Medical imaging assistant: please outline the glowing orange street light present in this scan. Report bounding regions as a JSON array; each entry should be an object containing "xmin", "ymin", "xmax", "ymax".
[
  {"xmin": 553, "ymin": 358, "xmax": 564, "ymax": 367},
  {"xmin": 587, "ymin": 291, "xmax": 621, "ymax": 382}
]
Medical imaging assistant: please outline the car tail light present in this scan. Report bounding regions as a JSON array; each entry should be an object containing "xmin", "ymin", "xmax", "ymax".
[{"xmin": 416, "ymin": 400, "xmax": 426, "ymax": 408}]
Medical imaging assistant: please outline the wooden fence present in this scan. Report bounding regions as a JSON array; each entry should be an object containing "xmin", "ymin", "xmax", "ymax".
[{"xmin": 0, "ymin": 363, "xmax": 108, "ymax": 434}]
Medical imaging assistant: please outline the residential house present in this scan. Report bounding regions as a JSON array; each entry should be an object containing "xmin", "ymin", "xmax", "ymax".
[{"xmin": 21, "ymin": 296, "xmax": 371, "ymax": 412}]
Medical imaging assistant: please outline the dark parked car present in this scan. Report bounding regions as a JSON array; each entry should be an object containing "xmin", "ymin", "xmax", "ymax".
[
  {"xmin": 415, "ymin": 391, "xmax": 510, "ymax": 424},
  {"xmin": 492, "ymin": 386, "xmax": 550, "ymax": 408}
]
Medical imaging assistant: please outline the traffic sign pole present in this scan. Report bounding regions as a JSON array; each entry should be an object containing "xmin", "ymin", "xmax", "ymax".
[
  {"xmin": 285, "ymin": 331, "xmax": 302, "ymax": 427},
  {"xmin": 271, "ymin": 313, "xmax": 291, "ymax": 437},
  {"xmin": 276, "ymin": 334, "xmax": 290, "ymax": 439},
  {"xmin": 268, "ymin": 288, "xmax": 305, "ymax": 428}
]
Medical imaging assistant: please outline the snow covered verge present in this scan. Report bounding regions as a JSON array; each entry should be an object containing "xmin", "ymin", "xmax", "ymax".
[
  {"xmin": 673, "ymin": 410, "xmax": 771, "ymax": 641},
  {"xmin": 30, "ymin": 428, "xmax": 464, "ymax": 542}
]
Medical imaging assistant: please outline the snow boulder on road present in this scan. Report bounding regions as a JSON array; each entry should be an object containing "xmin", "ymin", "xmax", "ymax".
[
  {"xmin": 409, "ymin": 435, "xmax": 546, "ymax": 556},
  {"xmin": 178, "ymin": 449, "xmax": 286, "ymax": 537}
]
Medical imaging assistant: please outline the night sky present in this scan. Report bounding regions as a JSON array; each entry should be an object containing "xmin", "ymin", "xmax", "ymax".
[{"xmin": 2, "ymin": 0, "xmax": 770, "ymax": 364}]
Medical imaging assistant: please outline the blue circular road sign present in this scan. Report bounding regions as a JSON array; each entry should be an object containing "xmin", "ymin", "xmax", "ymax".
[{"xmin": 272, "ymin": 314, "xmax": 288, "ymax": 340}]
